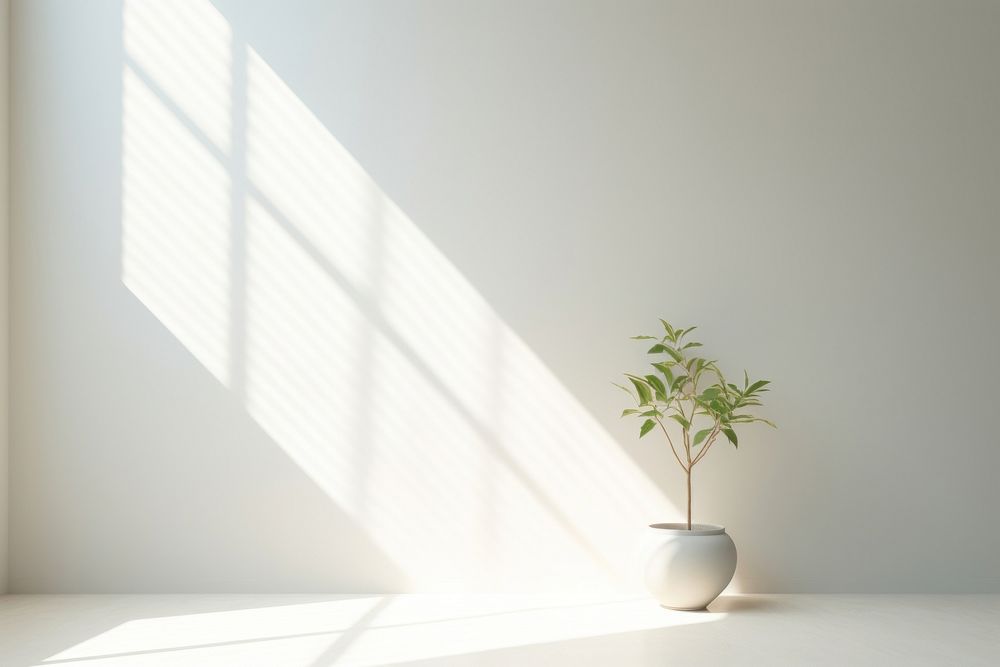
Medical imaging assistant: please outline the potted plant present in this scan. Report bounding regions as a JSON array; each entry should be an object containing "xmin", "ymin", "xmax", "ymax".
[{"xmin": 617, "ymin": 319, "xmax": 775, "ymax": 610}]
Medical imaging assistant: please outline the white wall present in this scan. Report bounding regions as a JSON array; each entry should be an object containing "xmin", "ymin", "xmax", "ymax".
[
  {"xmin": 0, "ymin": 0, "xmax": 9, "ymax": 595},
  {"xmin": 10, "ymin": 0, "xmax": 1000, "ymax": 593}
]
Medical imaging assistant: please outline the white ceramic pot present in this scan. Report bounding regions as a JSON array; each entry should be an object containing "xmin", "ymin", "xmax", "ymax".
[{"xmin": 644, "ymin": 523, "xmax": 737, "ymax": 610}]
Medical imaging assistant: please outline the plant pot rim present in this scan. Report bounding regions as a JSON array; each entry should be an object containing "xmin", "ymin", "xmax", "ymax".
[{"xmin": 648, "ymin": 523, "xmax": 726, "ymax": 536}]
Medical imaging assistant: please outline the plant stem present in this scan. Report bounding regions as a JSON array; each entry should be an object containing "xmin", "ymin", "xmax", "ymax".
[
  {"xmin": 686, "ymin": 465, "xmax": 692, "ymax": 530},
  {"xmin": 684, "ymin": 418, "xmax": 693, "ymax": 530}
]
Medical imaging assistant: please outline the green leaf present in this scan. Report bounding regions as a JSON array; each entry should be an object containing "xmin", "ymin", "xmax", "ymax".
[
  {"xmin": 652, "ymin": 362, "xmax": 675, "ymax": 385},
  {"xmin": 664, "ymin": 347, "xmax": 684, "ymax": 363},
  {"xmin": 682, "ymin": 341, "xmax": 703, "ymax": 350},
  {"xmin": 700, "ymin": 387, "xmax": 721, "ymax": 401},
  {"xmin": 659, "ymin": 319, "xmax": 676, "ymax": 339},
  {"xmin": 647, "ymin": 344, "xmax": 667, "ymax": 354},
  {"xmin": 621, "ymin": 409, "xmax": 640, "ymax": 417},
  {"xmin": 747, "ymin": 379, "xmax": 771, "ymax": 394},
  {"xmin": 668, "ymin": 414, "xmax": 690, "ymax": 430},
  {"xmin": 723, "ymin": 427, "xmax": 738, "ymax": 448},
  {"xmin": 693, "ymin": 428, "xmax": 713, "ymax": 447},
  {"xmin": 670, "ymin": 375, "xmax": 689, "ymax": 391},
  {"xmin": 644, "ymin": 375, "xmax": 667, "ymax": 398},
  {"xmin": 710, "ymin": 399, "xmax": 728, "ymax": 415},
  {"xmin": 744, "ymin": 370, "xmax": 750, "ymax": 389},
  {"xmin": 640, "ymin": 409, "xmax": 661, "ymax": 417},
  {"xmin": 631, "ymin": 335, "xmax": 657, "ymax": 340},
  {"xmin": 639, "ymin": 419, "xmax": 656, "ymax": 438},
  {"xmin": 628, "ymin": 377, "xmax": 652, "ymax": 405}
]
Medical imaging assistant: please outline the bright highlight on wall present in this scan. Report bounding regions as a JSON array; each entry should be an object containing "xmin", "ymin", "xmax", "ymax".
[{"xmin": 121, "ymin": 0, "xmax": 673, "ymax": 591}]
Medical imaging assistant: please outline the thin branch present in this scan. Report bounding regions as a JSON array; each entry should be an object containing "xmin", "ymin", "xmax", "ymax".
[
  {"xmin": 654, "ymin": 415, "xmax": 688, "ymax": 472},
  {"xmin": 682, "ymin": 421, "xmax": 691, "ymax": 467},
  {"xmin": 691, "ymin": 423, "xmax": 722, "ymax": 467}
]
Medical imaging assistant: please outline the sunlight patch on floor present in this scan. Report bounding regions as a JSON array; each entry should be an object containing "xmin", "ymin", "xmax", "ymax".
[{"xmin": 41, "ymin": 596, "xmax": 718, "ymax": 666}]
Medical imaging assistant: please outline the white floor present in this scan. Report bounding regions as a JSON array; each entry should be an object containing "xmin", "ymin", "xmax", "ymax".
[{"xmin": 0, "ymin": 594, "xmax": 997, "ymax": 666}]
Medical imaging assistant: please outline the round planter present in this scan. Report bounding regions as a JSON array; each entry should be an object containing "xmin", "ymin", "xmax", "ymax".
[{"xmin": 643, "ymin": 523, "xmax": 737, "ymax": 611}]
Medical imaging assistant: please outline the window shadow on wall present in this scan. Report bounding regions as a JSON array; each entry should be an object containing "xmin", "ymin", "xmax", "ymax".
[{"xmin": 117, "ymin": 0, "xmax": 677, "ymax": 596}]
